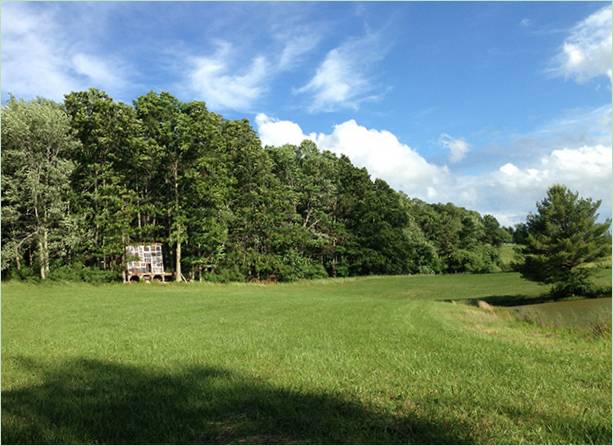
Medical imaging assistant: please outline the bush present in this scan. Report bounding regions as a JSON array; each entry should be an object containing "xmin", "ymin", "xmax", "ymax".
[
  {"xmin": 203, "ymin": 265, "xmax": 245, "ymax": 283},
  {"xmin": 48, "ymin": 263, "xmax": 118, "ymax": 283},
  {"xmin": 276, "ymin": 251, "xmax": 328, "ymax": 282},
  {"xmin": 447, "ymin": 248, "xmax": 499, "ymax": 274},
  {"xmin": 4, "ymin": 266, "xmax": 40, "ymax": 282},
  {"xmin": 407, "ymin": 240, "xmax": 442, "ymax": 274},
  {"xmin": 549, "ymin": 270, "xmax": 612, "ymax": 299}
]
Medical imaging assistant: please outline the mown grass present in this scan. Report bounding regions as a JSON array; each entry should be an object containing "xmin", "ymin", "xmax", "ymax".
[{"xmin": 2, "ymin": 271, "xmax": 611, "ymax": 444}]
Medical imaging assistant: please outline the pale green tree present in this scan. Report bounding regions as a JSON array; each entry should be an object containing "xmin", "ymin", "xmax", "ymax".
[{"xmin": 1, "ymin": 98, "xmax": 80, "ymax": 279}]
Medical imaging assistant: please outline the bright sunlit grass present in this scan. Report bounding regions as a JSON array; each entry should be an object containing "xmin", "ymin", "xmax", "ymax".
[{"xmin": 2, "ymin": 271, "xmax": 611, "ymax": 444}]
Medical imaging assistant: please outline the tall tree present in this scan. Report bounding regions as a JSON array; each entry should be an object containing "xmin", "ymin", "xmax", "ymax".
[
  {"xmin": 519, "ymin": 184, "xmax": 611, "ymax": 297},
  {"xmin": 222, "ymin": 119, "xmax": 296, "ymax": 280},
  {"xmin": 134, "ymin": 92, "xmax": 186, "ymax": 281},
  {"xmin": 135, "ymin": 93, "xmax": 230, "ymax": 281},
  {"xmin": 177, "ymin": 102, "xmax": 230, "ymax": 281},
  {"xmin": 482, "ymin": 214, "xmax": 511, "ymax": 247},
  {"xmin": 1, "ymin": 98, "xmax": 80, "ymax": 279},
  {"xmin": 64, "ymin": 89, "xmax": 141, "ymax": 271}
]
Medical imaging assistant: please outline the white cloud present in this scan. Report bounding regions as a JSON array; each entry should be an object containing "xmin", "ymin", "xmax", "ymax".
[
  {"xmin": 256, "ymin": 113, "xmax": 612, "ymax": 225},
  {"xmin": 476, "ymin": 144, "xmax": 612, "ymax": 224},
  {"xmin": 550, "ymin": 6, "xmax": 612, "ymax": 83},
  {"xmin": 187, "ymin": 41, "xmax": 269, "ymax": 111},
  {"xmin": 438, "ymin": 134, "xmax": 470, "ymax": 163},
  {"xmin": 256, "ymin": 113, "xmax": 311, "ymax": 147},
  {"xmin": 494, "ymin": 145, "xmax": 611, "ymax": 194},
  {"xmin": 296, "ymin": 33, "xmax": 388, "ymax": 112},
  {"xmin": 312, "ymin": 121, "xmax": 446, "ymax": 199},
  {"xmin": 255, "ymin": 114, "xmax": 447, "ymax": 199},
  {"xmin": 1, "ymin": 3, "xmax": 128, "ymax": 100}
]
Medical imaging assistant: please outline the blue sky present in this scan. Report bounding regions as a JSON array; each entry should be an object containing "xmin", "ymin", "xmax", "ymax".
[{"xmin": 2, "ymin": 1, "xmax": 611, "ymax": 225}]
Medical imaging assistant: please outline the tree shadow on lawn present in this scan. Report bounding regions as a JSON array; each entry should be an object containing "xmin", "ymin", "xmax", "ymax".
[
  {"xmin": 469, "ymin": 294, "xmax": 555, "ymax": 307},
  {"xmin": 440, "ymin": 294, "xmax": 552, "ymax": 307},
  {"xmin": 459, "ymin": 291, "xmax": 611, "ymax": 308},
  {"xmin": 2, "ymin": 356, "xmax": 474, "ymax": 444}
]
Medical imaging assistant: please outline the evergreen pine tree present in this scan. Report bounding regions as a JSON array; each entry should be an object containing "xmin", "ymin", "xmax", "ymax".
[{"xmin": 519, "ymin": 184, "xmax": 611, "ymax": 297}]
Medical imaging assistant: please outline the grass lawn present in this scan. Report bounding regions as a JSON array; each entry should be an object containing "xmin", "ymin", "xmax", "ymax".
[{"xmin": 2, "ymin": 271, "xmax": 611, "ymax": 444}]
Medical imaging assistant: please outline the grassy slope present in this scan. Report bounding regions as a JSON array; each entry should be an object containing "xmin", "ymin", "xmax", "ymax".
[
  {"xmin": 512, "ymin": 298, "xmax": 611, "ymax": 330},
  {"xmin": 2, "ymin": 271, "xmax": 611, "ymax": 444}
]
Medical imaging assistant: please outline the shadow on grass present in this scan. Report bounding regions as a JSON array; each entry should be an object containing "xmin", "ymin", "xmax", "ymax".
[
  {"xmin": 468, "ymin": 294, "xmax": 555, "ymax": 307},
  {"xmin": 2, "ymin": 356, "xmax": 474, "ymax": 444},
  {"xmin": 456, "ymin": 291, "xmax": 611, "ymax": 308},
  {"xmin": 439, "ymin": 294, "xmax": 552, "ymax": 307}
]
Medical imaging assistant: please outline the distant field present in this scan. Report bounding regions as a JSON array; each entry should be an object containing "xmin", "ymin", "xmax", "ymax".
[
  {"xmin": 498, "ymin": 243, "xmax": 518, "ymax": 269},
  {"xmin": 2, "ymin": 271, "xmax": 611, "ymax": 444}
]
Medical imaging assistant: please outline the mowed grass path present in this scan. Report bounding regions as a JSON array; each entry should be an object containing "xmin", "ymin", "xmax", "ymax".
[{"xmin": 2, "ymin": 272, "xmax": 611, "ymax": 444}]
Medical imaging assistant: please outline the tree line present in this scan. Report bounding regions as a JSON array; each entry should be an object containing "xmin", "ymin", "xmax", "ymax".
[{"xmin": 3, "ymin": 88, "xmax": 534, "ymax": 283}]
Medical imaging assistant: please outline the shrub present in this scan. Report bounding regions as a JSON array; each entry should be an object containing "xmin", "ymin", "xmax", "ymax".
[
  {"xmin": 48, "ymin": 263, "xmax": 118, "ymax": 283},
  {"xmin": 204, "ymin": 265, "xmax": 245, "ymax": 283}
]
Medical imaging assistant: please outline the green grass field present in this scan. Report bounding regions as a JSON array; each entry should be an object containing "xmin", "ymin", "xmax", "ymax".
[{"xmin": 2, "ymin": 271, "xmax": 611, "ymax": 444}]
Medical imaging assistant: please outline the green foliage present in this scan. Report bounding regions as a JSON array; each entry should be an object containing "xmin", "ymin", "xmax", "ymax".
[
  {"xmin": 1, "ymin": 97, "xmax": 80, "ymax": 279},
  {"xmin": 48, "ymin": 263, "xmax": 119, "ymax": 283},
  {"xmin": 2, "ymin": 89, "xmax": 546, "ymax": 282},
  {"xmin": 511, "ymin": 222, "xmax": 529, "ymax": 245},
  {"xmin": 483, "ymin": 214, "xmax": 512, "ymax": 246},
  {"xmin": 519, "ymin": 185, "xmax": 612, "ymax": 297}
]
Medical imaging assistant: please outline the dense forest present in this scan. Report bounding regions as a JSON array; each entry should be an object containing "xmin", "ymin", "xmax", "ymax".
[{"xmin": 1, "ymin": 89, "xmax": 515, "ymax": 282}]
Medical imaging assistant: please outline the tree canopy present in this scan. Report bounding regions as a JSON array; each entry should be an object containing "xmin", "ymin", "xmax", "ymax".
[{"xmin": 2, "ymin": 90, "xmax": 515, "ymax": 282}]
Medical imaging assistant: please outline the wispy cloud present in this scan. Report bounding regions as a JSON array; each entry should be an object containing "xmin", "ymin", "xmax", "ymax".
[
  {"xmin": 438, "ymin": 134, "xmax": 470, "ymax": 163},
  {"xmin": 1, "ymin": 2, "xmax": 129, "ymax": 100},
  {"xmin": 296, "ymin": 32, "xmax": 390, "ymax": 112},
  {"xmin": 277, "ymin": 34, "xmax": 320, "ymax": 71},
  {"xmin": 71, "ymin": 53, "xmax": 125, "ymax": 90},
  {"xmin": 184, "ymin": 17, "xmax": 322, "ymax": 111},
  {"xmin": 549, "ymin": 5, "xmax": 612, "ymax": 83},
  {"xmin": 187, "ymin": 41, "xmax": 270, "ymax": 111}
]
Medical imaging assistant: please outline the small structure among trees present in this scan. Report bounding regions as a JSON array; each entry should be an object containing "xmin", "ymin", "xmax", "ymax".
[{"xmin": 125, "ymin": 243, "xmax": 171, "ymax": 282}]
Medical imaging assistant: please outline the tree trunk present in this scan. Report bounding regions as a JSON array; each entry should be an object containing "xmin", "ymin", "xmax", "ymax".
[
  {"xmin": 173, "ymin": 160, "xmax": 182, "ymax": 282},
  {"xmin": 175, "ymin": 240, "xmax": 182, "ymax": 282},
  {"xmin": 38, "ymin": 237, "xmax": 46, "ymax": 279},
  {"xmin": 122, "ymin": 234, "xmax": 127, "ymax": 283},
  {"xmin": 43, "ymin": 228, "xmax": 49, "ymax": 278},
  {"xmin": 331, "ymin": 237, "xmax": 337, "ymax": 277},
  {"xmin": 38, "ymin": 227, "xmax": 49, "ymax": 280}
]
